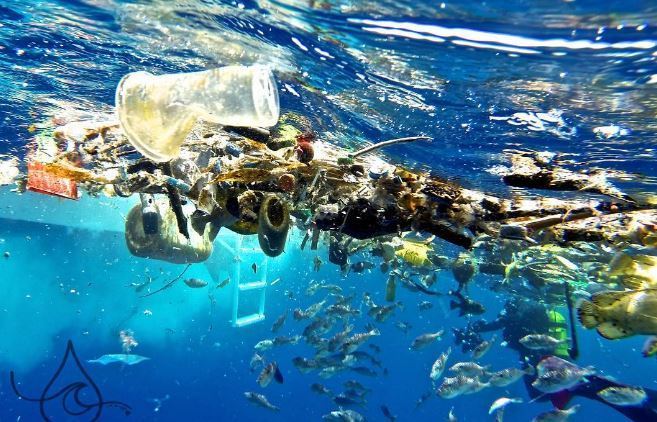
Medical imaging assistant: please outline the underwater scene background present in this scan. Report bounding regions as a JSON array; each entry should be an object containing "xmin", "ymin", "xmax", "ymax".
[{"xmin": 1, "ymin": 0, "xmax": 657, "ymax": 421}]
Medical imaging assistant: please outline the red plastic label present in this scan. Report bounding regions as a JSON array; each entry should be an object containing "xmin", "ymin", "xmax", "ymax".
[{"xmin": 27, "ymin": 161, "xmax": 78, "ymax": 200}]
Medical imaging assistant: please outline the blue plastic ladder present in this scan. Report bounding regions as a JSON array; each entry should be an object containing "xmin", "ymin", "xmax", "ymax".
[{"xmin": 217, "ymin": 234, "xmax": 269, "ymax": 327}]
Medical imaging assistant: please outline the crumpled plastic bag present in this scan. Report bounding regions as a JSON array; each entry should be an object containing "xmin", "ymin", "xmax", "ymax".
[{"xmin": 0, "ymin": 158, "xmax": 20, "ymax": 185}]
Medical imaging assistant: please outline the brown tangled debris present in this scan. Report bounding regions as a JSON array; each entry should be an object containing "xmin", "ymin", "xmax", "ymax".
[{"xmin": 15, "ymin": 112, "xmax": 657, "ymax": 263}]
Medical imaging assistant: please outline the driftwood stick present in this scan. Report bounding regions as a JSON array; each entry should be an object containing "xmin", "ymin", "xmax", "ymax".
[
  {"xmin": 517, "ymin": 204, "xmax": 656, "ymax": 234},
  {"xmin": 140, "ymin": 264, "xmax": 192, "ymax": 298},
  {"xmin": 521, "ymin": 209, "xmax": 596, "ymax": 231},
  {"xmin": 349, "ymin": 136, "xmax": 431, "ymax": 158}
]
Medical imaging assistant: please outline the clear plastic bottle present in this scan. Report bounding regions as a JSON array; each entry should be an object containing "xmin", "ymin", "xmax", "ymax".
[{"xmin": 116, "ymin": 65, "xmax": 279, "ymax": 162}]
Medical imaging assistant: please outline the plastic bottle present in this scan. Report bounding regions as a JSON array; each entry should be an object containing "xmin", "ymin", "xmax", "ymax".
[
  {"xmin": 385, "ymin": 274, "xmax": 396, "ymax": 302},
  {"xmin": 116, "ymin": 65, "xmax": 279, "ymax": 162}
]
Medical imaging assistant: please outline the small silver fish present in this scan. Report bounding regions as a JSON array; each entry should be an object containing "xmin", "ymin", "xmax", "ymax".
[
  {"xmin": 415, "ymin": 391, "xmax": 432, "ymax": 409},
  {"xmin": 322, "ymin": 409, "xmax": 365, "ymax": 422},
  {"xmin": 532, "ymin": 356, "xmax": 594, "ymax": 394},
  {"xmin": 418, "ymin": 301, "xmax": 433, "ymax": 311},
  {"xmin": 437, "ymin": 375, "xmax": 489, "ymax": 399},
  {"xmin": 254, "ymin": 339, "xmax": 274, "ymax": 352},
  {"xmin": 449, "ymin": 362, "xmax": 489, "ymax": 377},
  {"xmin": 489, "ymin": 366, "xmax": 534, "ymax": 387},
  {"xmin": 396, "ymin": 321, "xmax": 412, "ymax": 333},
  {"xmin": 249, "ymin": 352, "xmax": 264, "ymax": 372},
  {"xmin": 271, "ymin": 311, "xmax": 287, "ymax": 332},
  {"xmin": 489, "ymin": 397, "xmax": 522, "ymax": 415},
  {"xmin": 410, "ymin": 330, "xmax": 444, "ymax": 350},
  {"xmin": 430, "ymin": 347, "xmax": 451, "ymax": 385},
  {"xmin": 344, "ymin": 380, "xmax": 370, "ymax": 393},
  {"xmin": 183, "ymin": 278, "xmax": 208, "ymax": 288},
  {"xmin": 216, "ymin": 277, "xmax": 230, "ymax": 288},
  {"xmin": 341, "ymin": 328, "xmax": 380, "ymax": 354},
  {"xmin": 311, "ymin": 383, "xmax": 332, "ymax": 395},
  {"xmin": 531, "ymin": 405, "xmax": 579, "ymax": 422},
  {"xmin": 381, "ymin": 405, "xmax": 396, "ymax": 421},
  {"xmin": 244, "ymin": 392, "xmax": 279, "ymax": 411},
  {"xmin": 472, "ymin": 335, "xmax": 496, "ymax": 360},
  {"xmin": 319, "ymin": 365, "xmax": 345, "ymax": 379},
  {"xmin": 350, "ymin": 366, "xmax": 377, "ymax": 377},
  {"xmin": 520, "ymin": 334, "xmax": 566, "ymax": 351},
  {"xmin": 597, "ymin": 386, "xmax": 647, "ymax": 406},
  {"xmin": 257, "ymin": 362, "xmax": 284, "ymax": 387}
]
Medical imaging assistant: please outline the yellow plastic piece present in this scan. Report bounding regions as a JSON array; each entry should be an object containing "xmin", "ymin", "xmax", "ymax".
[
  {"xmin": 547, "ymin": 309, "xmax": 569, "ymax": 358},
  {"xmin": 395, "ymin": 240, "xmax": 432, "ymax": 267}
]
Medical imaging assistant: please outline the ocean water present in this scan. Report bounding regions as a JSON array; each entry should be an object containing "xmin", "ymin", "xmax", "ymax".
[{"xmin": 0, "ymin": 1, "xmax": 657, "ymax": 421}]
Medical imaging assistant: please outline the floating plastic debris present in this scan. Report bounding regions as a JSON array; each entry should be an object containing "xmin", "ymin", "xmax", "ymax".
[
  {"xmin": 87, "ymin": 354, "xmax": 150, "ymax": 365},
  {"xmin": 26, "ymin": 161, "xmax": 78, "ymax": 200},
  {"xmin": 116, "ymin": 65, "xmax": 279, "ymax": 162},
  {"xmin": 119, "ymin": 329, "xmax": 138, "ymax": 353},
  {"xmin": 489, "ymin": 109, "xmax": 575, "ymax": 138},
  {"xmin": 593, "ymin": 125, "xmax": 630, "ymax": 139}
]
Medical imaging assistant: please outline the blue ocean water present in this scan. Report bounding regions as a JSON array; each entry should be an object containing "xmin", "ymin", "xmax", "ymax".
[{"xmin": 0, "ymin": 1, "xmax": 656, "ymax": 421}]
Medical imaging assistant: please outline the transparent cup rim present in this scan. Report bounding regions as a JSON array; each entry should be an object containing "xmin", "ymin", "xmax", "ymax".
[
  {"xmin": 250, "ymin": 65, "xmax": 280, "ymax": 127},
  {"xmin": 115, "ymin": 71, "xmax": 183, "ymax": 162}
]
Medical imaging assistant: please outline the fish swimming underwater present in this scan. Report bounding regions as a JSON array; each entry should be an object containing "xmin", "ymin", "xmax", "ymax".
[
  {"xmin": 449, "ymin": 291, "xmax": 485, "ymax": 316},
  {"xmin": 88, "ymin": 354, "xmax": 149, "ymax": 365},
  {"xmin": 368, "ymin": 303, "xmax": 400, "ymax": 322},
  {"xmin": 313, "ymin": 256, "xmax": 323, "ymax": 271},
  {"xmin": 448, "ymin": 361, "xmax": 489, "ymax": 377},
  {"xmin": 437, "ymin": 375, "xmax": 489, "ymax": 399},
  {"xmin": 183, "ymin": 278, "xmax": 208, "ymax": 288},
  {"xmin": 216, "ymin": 277, "xmax": 230, "ymax": 288},
  {"xmin": 395, "ymin": 321, "xmax": 412, "ymax": 333},
  {"xmin": 254, "ymin": 339, "xmax": 274, "ymax": 352},
  {"xmin": 311, "ymin": 383, "xmax": 332, "ymax": 396},
  {"xmin": 250, "ymin": 352, "xmax": 265, "ymax": 372},
  {"xmin": 418, "ymin": 301, "xmax": 433, "ymax": 311},
  {"xmin": 292, "ymin": 357, "xmax": 318, "ymax": 374},
  {"xmin": 380, "ymin": 404, "xmax": 397, "ymax": 421},
  {"xmin": 451, "ymin": 251, "xmax": 477, "ymax": 292},
  {"xmin": 488, "ymin": 397, "xmax": 522, "ymax": 415},
  {"xmin": 531, "ymin": 405, "xmax": 579, "ymax": 422},
  {"xmin": 519, "ymin": 334, "xmax": 567, "ymax": 351},
  {"xmin": 322, "ymin": 409, "xmax": 365, "ymax": 422},
  {"xmin": 532, "ymin": 356, "xmax": 594, "ymax": 393},
  {"xmin": 448, "ymin": 406, "xmax": 458, "ymax": 421},
  {"xmin": 472, "ymin": 334, "xmax": 496, "ymax": 359},
  {"xmin": 642, "ymin": 336, "xmax": 657, "ymax": 357},
  {"xmin": 410, "ymin": 330, "xmax": 444, "ymax": 350},
  {"xmin": 333, "ymin": 393, "xmax": 365, "ymax": 407},
  {"xmin": 344, "ymin": 380, "xmax": 370, "ymax": 393},
  {"xmin": 350, "ymin": 261, "xmax": 375, "ymax": 273},
  {"xmin": 488, "ymin": 366, "xmax": 534, "ymax": 387},
  {"xmin": 430, "ymin": 346, "xmax": 451, "ymax": 385},
  {"xmin": 341, "ymin": 328, "xmax": 380, "ymax": 354},
  {"xmin": 271, "ymin": 311, "xmax": 287, "ymax": 332},
  {"xmin": 578, "ymin": 288, "xmax": 657, "ymax": 339},
  {"xmin": 597, "ymin": 386, "xmax": 647, "ymax": 406},
  {"xmin": 257, "ymin": 362, "xmax": 284, "ymax": 387},
  {"xmin": 244, "ymin": 392, "xmax": 279, "ymax": 411}
]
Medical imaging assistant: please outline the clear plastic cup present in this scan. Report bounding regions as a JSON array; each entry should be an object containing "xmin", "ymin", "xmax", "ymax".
[{"xmin": 116, "ymin": 65, "xmax": 280, "ymax": 162}]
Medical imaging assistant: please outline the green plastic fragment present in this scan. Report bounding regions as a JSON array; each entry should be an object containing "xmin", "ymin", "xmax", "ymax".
[{"xmin": 337, "ymin": 157, "xmax": 353, "ymax": 165}]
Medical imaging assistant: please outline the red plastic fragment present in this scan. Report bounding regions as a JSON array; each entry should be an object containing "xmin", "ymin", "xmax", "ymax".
[{"xmin": 27, "ymin": 161, "xmax": 78, "ymax": 200}]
